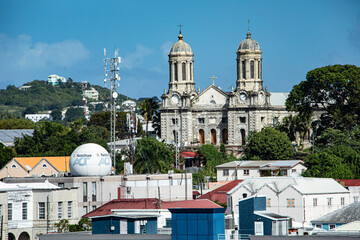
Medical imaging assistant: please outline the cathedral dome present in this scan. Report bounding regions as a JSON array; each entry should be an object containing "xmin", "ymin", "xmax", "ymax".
[
  {"xmin": 238, "ymin": 31, "xmax": 260, "ymax": 51},
  {"xmin": 170, "ymin": 33, "xmax": 193, "ymax": 54}
]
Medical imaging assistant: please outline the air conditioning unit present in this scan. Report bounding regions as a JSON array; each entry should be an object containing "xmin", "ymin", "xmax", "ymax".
[{"xmin": 126, "ymin": 186, "xmax": 131, "ymax": 194}]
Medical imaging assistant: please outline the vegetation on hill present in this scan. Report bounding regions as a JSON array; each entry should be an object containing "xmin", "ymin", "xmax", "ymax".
[{"xmin": 0, "ymin": 79, "xmax": 135, "ymax": 114}]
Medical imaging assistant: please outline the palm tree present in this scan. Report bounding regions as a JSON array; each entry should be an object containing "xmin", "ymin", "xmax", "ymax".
[{"xmin": 139, "ymin": 98, "xmax": 159, "ymax": 137}]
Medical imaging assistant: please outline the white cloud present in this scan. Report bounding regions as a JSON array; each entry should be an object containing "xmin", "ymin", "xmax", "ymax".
[
  {"xmin": 121, "ymin": 44, "xmax": 153, "ymax": 70},
  {"xmin": 0, "ymin": 33, "xmax": 90, "ymax": 70}
]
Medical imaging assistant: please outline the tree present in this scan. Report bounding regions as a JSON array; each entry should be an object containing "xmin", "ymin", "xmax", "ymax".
[
  {"xmin": 133, "ymin": 137, "xmax": 174, "ymax": 174},
  {"xmin": 286, "ymin": 65, "xmax": 360, "ymax": 135},
  {"xmin": 245, "ymin": 127, "xmax": 294, "ymax": 160},
  {"xmin": 0, "ymin": 118, "xmax": 34, "ymax": 129},
  {"xmin": 24, "ymin": 106, "xmax": 39, "ymax": 115},
  {"xmin": 51, "ymin": 109, "xmax": 63, "ymax": 121},
  {"xmin": 64, "ymin": 107, "xmax": 85, "ymax": 123},
  {"xmin": 0, "ymin": 143, "xmax": 16, "ymax": 169},
  {"xmin": 139, "ymin": 98, "xmax": 159, "ymax": 137},
  {"xmin": 196, "ymin": 144, "xmax": 224, "ymax": 178}
]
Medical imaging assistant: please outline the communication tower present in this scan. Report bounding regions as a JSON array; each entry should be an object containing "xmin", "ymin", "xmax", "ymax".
[{"xmin": 104, "ymin": 48, "xmax": 121, "ymax": 174}]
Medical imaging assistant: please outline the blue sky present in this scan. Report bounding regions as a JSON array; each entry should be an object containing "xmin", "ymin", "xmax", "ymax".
[{"xmin": 0, "ymin": 0, "xmax": 359, "ymax": 99}]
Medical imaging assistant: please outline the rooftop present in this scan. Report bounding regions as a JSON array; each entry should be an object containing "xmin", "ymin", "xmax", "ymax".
[
  {"xmin": 311, "ymin": 202, "xmax": 360, "ymax": 224},
  {"xmin": 198, "ymin": 180, "xmax": 243, "ymax": 204},
  {"xmin": 0, "ymin": 129, "xmax": 34, "ymax": 147}
]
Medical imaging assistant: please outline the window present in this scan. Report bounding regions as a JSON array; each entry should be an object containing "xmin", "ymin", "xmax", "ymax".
[
  {"xmin": 22, "ymin": 202, "xmax": 28, "ymax": 220},
  {"xmin": 329, "ymin": 224, "xmax": 336, "ymax": 230},
  {"xmin": 83, "ymin": 206, "xmax": 88, "ymax": 215},
  {"xmin": 11, "ymin": 164, "xmax": 16, "ymax": 168},
  {"xmin": 266, "ymin": 198, "xmax": 271, "ymax": 207},
  {"xmin": 39, "ymin": 202, "xmax": 45, "ymax": 219},
  {"xmin": 172, "ymin": 118, "xmax": 179, "ymax": 125},
  {"xmin": 273, "ymin": 117, "xmax": 279, "ymax": 125},
  {"xmin": 42, "ymin": 163, "xmax": 47, "ymax": 168},
  {"xmin": 292, "ymin": 169, "xmax": 296, "ymax": 173},
  {"xmin": 258, "ymin": 60, "xmax": 262, "ymax": 79},
  {"xmin": 313, "ymin": 198, "xmax": 318, "ymax": 207},
  {"xmin": 182, "ymin": 62, "xmax": 186, "ymax": 80},
  {"xmin": 221, "ymin": 117, "xmax": 228, "ymax": 123},
  {"xmin": 58, "ymin": 202, "xmax": 63, "ymax": 219},
  {"xmin": 354, "ymin": 196, "xmax": 359, "ymax": 202},
  {"xmin": 239, "ymin": 117, "xmax": 246, "ymax": 123},
  {"xmin": 261, "ymin": 117, "xmax": 265, "ymax": 123},
  {"xmin": 8, "ymin": 203, "xmax": 12, "ymax": 220},
  {"xmin": 58, "ymin": 183, "xmax": 65, "ymax": 188},
  {"xmin": 287, "ymin": 198, "xmax": 295, "ymax": 208},
  {"xmin": 198, "ymin": 118, "xmax": 205, "ymax": 124},
  {"xmin": 190, "ymin": 63, "xmax": 192, "ymax": 80},
  {"xmin": 92, "ymin": 182, "xmax": 96, "ymax": 201},
  {"xmin": 68, "ymin": 201, "xmax": 72, "ymax": 218},
  {"xmin": 250, "ymin": 61, "xmax": 254, "ymax": 78},
  {"xmin": 243, "ymin": 169, "xmax": 249, "ymax": 175},
  {"xmin": 282, "ymin": 169, "xmax": 288, "ymax": 176},
  {"xmin": 83, "ymin": 182, "xmax": 88, "ymax": 202},
  {"xmin": 242, "ymin": 61, "xmax": 246, "ymax": 79},
  {"xmin": 175, "ymin": 63, "xmax": 178, "ymax": 81},
  {"xmin": 315, "ymin": 224, "xmax": 322, "ymax": 229},
  {"xmin": 341, "ymin": 197, "xmax": 345, "ymax": 206},
  {"xmin": 327, "ymin": 198, "xmax": 332, "ymax": 206},
  {"xmin": 223, "ymin": 169, "xmax": 229, "ymax": 176},
  {"xmin": 92, "ymin": 205, "xmax": 97, "ymax": 211}
]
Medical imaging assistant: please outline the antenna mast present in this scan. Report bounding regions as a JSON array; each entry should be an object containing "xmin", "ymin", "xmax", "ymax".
[{"xmin": 104, "ymin": 48, "xmax": 121, "ymax": 174}]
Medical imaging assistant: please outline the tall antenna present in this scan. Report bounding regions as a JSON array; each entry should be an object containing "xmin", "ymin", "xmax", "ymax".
[
  {"xmin": 104, "ymin": 48, "xmax": 121, "ymax": 174},
  {"xmin": 82, "ymin": 81, "xmax": 89, "ymax": 119}
]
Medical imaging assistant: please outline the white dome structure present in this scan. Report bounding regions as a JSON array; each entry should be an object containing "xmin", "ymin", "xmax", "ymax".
[{"xmin": 69, "ymin": 143, "xmax": 111, "ymax": 176}]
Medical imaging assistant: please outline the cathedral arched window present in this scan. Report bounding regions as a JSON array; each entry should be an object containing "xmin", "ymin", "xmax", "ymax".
[
  {"xmin": 190, "ymin": 62, "xmax": 192, "ymax": 80},
  {"xmin": 258, "ymin": 60, "xmax": 262, "ymax": 79},
  {"xmin": 182, "ymin": 62, "xmax": 186, "ymax": 80},
  {"xmin": 250, "ymin": 61, "xmax": 254, "ymax": 79},
  {"xmin": 175, "ymin": 63, "xmax": 178, "ymax": 81},
  {"xmin": 242, "ymin": 61, "xmax": 246, "ymax": 79}
]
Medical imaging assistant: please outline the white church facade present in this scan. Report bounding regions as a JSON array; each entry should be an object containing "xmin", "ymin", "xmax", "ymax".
[{"xmin": 160, "ymin": 30, "xmax": 290, "ymax": 147}]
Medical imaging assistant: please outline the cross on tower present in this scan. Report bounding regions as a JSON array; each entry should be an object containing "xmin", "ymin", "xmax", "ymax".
[
  {"xmin": 210, "ymin": 75, "xmax": 217, "ymax": 85},
  {"xmin": 178, "ymin": 24, "xmax": 183, "ymax": 34},
  {"xmin": 248, "ymin": 19, "xmax": 250, "ymax": 32}
]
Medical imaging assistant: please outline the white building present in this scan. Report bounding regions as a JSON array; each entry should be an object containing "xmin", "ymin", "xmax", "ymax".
[
  {"xmin": 226, "ymin": 175, "xmax": 350, "ymax": 226},
  {"xmin": 47, "ymin": 74, "xmax": 66, "ymax": 86},
  {"xmin": 216, "ymin": 160, "xmax": 307, "ymax": 181},
  {"xmin": 25, "ymin": 114, "xmax": 52, "ymax": 122},
  {"xmin": 160, "ymin": 30, "xmax": 291, "ymax": 147},
  {"xmin": 84, "ymin": 87, "xmax": 99, "ymax": 100},
  {"xmin": 0, "ymin": 180, "xmax": 78, "ymax": 240}
]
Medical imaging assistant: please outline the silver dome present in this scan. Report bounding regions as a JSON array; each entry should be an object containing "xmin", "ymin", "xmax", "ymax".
[
  {"xmin": 170, "ymin": 33, "xmax": 193, "ymax": 54},
  {"xmin": 238, "ymin": 31, "xmax": 261, "ymax": 51}
]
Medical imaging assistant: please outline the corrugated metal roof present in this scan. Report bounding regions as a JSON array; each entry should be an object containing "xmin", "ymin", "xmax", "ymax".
[
  {"xmin": 228, "ymin": 176, "xmax": 348, "ymax": 195},
  {"xmin": 0, "ymin": 129, "xmax": 34, "ymax": 146},
  {"xmin": 216, "ymin": 160, "xmax": 302, "ymax": 169},
  {"xmin": 336, "ymin": 179, "xmax": 360, "ymax": 187},
  {"xmin": 198, "ymin": 180, "xmax": 243, "ymax": 204},
  {"xmin": 311, "ymin": 202, "xmax": 360, "ymax": 224},
  {"xmin": 267, "ymin": 160, "xmax": 302, "ymax": 167}
]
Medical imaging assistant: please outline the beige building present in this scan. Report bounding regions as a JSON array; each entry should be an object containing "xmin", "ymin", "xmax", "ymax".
[
  {"xmin": 0, "ymin": 157, "xmax": 70, "ymax": 179},
  {"xmin": 161, "ymin": 30, "xmax": 291, "ymax": 147},
  {"xmin": 0, "ymin": 181, "xmax": 78, "ymax": 240},
  {"xmin": 216, "ymin": 160, "xmax": 307, "ymax": 181}
]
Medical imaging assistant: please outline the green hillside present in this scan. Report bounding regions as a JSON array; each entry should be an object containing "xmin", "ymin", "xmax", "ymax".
[{"xmin": 0, "ymin": 80, "xmax": 134, "ymax": 114}]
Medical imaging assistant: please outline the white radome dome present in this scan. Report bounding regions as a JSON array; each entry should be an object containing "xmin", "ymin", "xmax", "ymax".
[{"xmin": 69, "ymin": 143, "xmax": 111, "ymax": 176}]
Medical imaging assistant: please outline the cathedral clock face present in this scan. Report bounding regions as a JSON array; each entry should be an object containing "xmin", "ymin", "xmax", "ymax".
[
  {"xmin": 240, "ymin": 93, "xmax": 247, "ymax": 101},
  {"xmin": 171, "ymin": 95, "xmax": 179, "ymax": 104}
]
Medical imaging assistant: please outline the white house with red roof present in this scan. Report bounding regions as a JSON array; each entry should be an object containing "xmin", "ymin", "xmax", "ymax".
[{"xmin": 336, "ymin": 179, "xmax": 360, "ymax": 203}]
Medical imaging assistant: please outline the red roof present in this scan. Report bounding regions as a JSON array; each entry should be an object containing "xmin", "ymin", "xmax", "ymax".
[
  {"xmin": 198, "ymin": 180, "xmax": 243, "ymax": 204},
  {"xmin": 336, "ymin": 179, "xmax": 360, "ymax": 187},
  {"xmin": 83, "ymin": 198, "xmax": 222, "ymax": 218},
  {"xmin": 180, "ymin": 151, "xmax": 197, "ymax": 158},
  {"xmin": 193, "ymin": 190, "xmax": 200, "ymax": 196}
]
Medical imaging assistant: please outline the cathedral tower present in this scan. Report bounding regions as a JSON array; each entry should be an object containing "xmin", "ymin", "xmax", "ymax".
[
  {"xmin": 236, "ymin": 31, "xmax": 263, "ymax": 92},
  {"xmin": 168, "ymin": 31, "xmax": 196, "ymax": 96}
]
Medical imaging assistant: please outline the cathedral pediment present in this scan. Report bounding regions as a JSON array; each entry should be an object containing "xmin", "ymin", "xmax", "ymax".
[{"xmin": 192, "ymin": 84, "xmax": 228, "ymax": 107}]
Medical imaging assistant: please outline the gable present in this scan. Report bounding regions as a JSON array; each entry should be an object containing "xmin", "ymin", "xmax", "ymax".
[
  {"xmin": 30, "ymin": 159, "xmax": 60, "ymax": 176},
  {"xmin": 193, "ymin": 86, "xmax": 228, "ymax": 107}
]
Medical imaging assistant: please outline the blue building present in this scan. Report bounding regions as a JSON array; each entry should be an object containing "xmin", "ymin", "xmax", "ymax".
[
  {"xmin": 311, "ymin": 201, "xmax": 360, "ymax": 231},
  {"xmin": 238, "ymin": 196, "xmax": 290, "ymax": 236},
  {"xmin": 169, "ymin": 208, "xmax": 226, "ymax": 240},
  {"xmin": 90, "ymin": 213, "xmax": 159, "ymax": 234}
]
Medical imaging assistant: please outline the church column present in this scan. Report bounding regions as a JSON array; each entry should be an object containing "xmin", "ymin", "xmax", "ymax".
[
  {"xmin": 171, "ymin": 61, "xmax": 175, "ymax": 83},
  {"xmin": 178, "ymin": 62, "xmax": 182, "ymax": 82},
  {"xmin": 191, "ymin": 61, "xmax": 194, "ymax": 82},
  {"xmin": 246, "ymin": 59, "xmax": 250, "ymax": 80}
]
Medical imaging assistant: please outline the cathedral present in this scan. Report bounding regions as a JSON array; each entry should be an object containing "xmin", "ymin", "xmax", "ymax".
[{"xmin": 160, "ymin": 30, "xmax": 290, "ymax": 147}]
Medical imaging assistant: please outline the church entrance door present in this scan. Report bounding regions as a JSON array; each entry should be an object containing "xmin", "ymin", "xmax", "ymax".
[
  {"xmin": 199, "ymin": 129, "xmax": 205, "ymax": 144},
  {"xmin": 211, "ymin": 129, "xmax": 217, "ymax": 145}
]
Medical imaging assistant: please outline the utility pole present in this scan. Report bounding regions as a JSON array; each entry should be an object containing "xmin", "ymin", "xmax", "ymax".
[{"xmin": 104, "ymin": 48, "xmax": 121, "ymax": 174}]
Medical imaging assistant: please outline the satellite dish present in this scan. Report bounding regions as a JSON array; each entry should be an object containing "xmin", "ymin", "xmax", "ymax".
[{"xmin": 112, "ymin": 92, "xmax": 118, "ymax": 99}]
